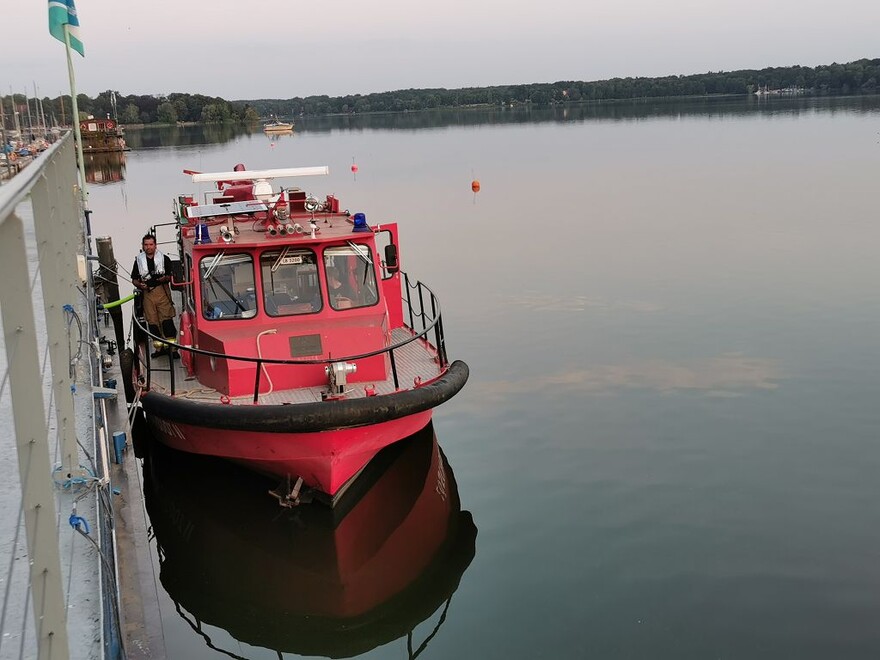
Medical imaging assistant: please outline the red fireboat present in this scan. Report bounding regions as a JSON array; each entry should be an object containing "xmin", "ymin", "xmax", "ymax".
[{"xmin": 125, "ymin": 164, "xmax": 468, "ymax": 505}]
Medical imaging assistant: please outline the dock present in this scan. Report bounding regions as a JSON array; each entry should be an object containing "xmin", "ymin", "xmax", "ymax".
[{"xmin": 0, "ymin": 134, "xmax": 164, "ymax": 659}]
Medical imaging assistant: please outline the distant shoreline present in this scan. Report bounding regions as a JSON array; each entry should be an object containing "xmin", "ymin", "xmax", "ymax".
[
  {"xmin": 44, "ymin": 57, "xmax": 874, "ymax": 128},
  {"xmin": 116, "ymin": 90, "xmax": 867, "ymax": 129}
]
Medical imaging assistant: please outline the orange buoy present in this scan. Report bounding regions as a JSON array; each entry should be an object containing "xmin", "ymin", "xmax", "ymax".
[{"xmin": 471, "ymin": 180, "xmax": 481, "ymax": 193}]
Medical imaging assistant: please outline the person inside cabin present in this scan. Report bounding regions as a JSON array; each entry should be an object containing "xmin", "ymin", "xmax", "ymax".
[
  {"xmin": 326, "ymin": 265, "xmax": 356, "ymax": 308},
  {"xmin": 132, "ymin": 234, "xmax": 178, "ymax": 358}
]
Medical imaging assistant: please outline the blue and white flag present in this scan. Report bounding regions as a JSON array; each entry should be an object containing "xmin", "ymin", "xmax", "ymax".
[{"xmin": 49, "ymin": 0, "xmax": 84, "ymax": 57}]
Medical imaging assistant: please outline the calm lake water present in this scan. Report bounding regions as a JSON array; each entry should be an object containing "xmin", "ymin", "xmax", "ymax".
[{"xmin": 88, "ymin": 95, "xmax": 880, "ymax": 659}]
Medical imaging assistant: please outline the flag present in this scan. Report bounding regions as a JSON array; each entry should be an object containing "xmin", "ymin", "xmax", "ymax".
[{"xmin": 49, "ymin": 0, "xmax": 84, "ymax": 57}]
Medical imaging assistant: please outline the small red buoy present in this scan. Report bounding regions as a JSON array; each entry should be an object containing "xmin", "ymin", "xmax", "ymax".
[
  {"xmin": 471, "ymin": 180, "xmax": 481, "ymax": 193},
  {"xmin": 351, "ymin": 163, "xmax": 359, "ymax": 174}
]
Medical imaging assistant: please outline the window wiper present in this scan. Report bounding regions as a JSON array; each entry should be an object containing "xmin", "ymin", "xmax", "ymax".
[
  {"xmin": 203, "ymin": 252, "xmax": 225, "ymax": 280},
  {"xmin": 203, "ymin": 255, "xmax": 245, "ymax": 313},
  {"xmin": 347, "ymin": 241, "xmax": 372, "ymax": 266},
  {"xmin": 271, "ymin": 247, "xmax": 291, "ymax": 273},
  {"xmin": 206, "ymin": 274, "xmax": 246, "ymax": 313},
  {"xmin": 346, "ymin": 242, "xmax": 374, "ymax": 284}
]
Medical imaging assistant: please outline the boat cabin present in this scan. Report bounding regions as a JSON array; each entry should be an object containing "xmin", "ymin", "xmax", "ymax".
[{"xmin": 170, "ymin": 166, "xmax": 404, "ymax": 397}]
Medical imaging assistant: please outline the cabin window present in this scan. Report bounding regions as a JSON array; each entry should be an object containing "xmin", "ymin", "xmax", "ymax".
[
  {"xmin": 199, "ymin": 252, "xmax": 257, "ymax": 320},
  {"xmin": 260, "ymin": 248, "xmax": 322, "ymax": 316},
  {"xmin": 324, "ymin": 245, "xmax": 380, "ymax": 311}
]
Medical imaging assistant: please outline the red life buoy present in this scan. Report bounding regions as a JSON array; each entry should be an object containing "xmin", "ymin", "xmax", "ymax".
[{"xmin": 106, "ymin": 120, "xmax": 114, "ymax": 129}]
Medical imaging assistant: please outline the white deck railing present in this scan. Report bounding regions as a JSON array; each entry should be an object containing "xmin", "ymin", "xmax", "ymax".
[{"xmin": 0, "ymin": 134, "xmax": 111, "ymax": 660}]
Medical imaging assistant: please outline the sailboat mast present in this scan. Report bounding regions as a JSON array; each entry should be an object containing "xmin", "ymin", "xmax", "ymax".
[
  {"xmin": 34, "ymin": 82, "xmax": 47, "ymax": 136},
  {"xmin": 24, "ymin": 90, "xmax": 34, "ymax": 138},
  {"xmin": 11, "ymin": 89, "xmax": 22, "ymax": 137}
]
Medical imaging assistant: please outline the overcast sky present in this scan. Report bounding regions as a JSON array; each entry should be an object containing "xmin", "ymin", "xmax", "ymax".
[{"xmin": 8, "ymin": 0, "xmax": 880, "ymax": 100}]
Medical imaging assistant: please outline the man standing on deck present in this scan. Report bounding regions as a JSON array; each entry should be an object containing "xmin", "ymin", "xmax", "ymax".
[{"xmin": 132, "ymin": 234, "xmax": 178, "ymax": 358}]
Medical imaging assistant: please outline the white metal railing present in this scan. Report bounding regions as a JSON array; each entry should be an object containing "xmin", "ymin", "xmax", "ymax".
[{"xmin": 0, "ymin": 134, "xmax": 98, "ymax": 660}]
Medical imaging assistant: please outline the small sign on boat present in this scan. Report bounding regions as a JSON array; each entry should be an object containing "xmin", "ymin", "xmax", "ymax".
[{"xmin": 280, "ymin": 255, "xmax": 303, "ymax": 265}]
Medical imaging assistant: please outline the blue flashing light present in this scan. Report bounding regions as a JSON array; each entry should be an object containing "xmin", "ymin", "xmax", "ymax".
[
  {"xmin": 352, "ymin": 212, "xmax": 370, "ymax": 232},
  {"xmin": 195, "ymin": 223, "xmax": 212, "ymax": 243}
]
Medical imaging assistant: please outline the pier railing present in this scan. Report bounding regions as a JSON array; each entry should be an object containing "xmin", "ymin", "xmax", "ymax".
[
  {"xmin": 132, "ymin": 274, "xmax": 449, "ymax": 403},
  {"xmin": 0, "ymin": 134, "xmax": 122, "ymax": 659}
]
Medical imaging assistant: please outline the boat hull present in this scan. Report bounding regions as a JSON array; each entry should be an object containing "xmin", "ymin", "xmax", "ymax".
[
  {"xmin": 145, "ymin": 410, "xmax": 432, "ymax": 496},
  {"xmin": 144, "ymin": 424, "xmax": 477, "ymax": 657},
  {"xmin": 139, "ymin": 360, "xmax": 469, "ymax": 497}
]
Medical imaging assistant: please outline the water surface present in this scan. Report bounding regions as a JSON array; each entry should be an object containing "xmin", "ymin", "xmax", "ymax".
[{"xmin": 89, "ymin": 95, "xmax": 880, "ymax": 659}]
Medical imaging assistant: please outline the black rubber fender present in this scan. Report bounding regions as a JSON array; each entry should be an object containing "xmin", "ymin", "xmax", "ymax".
[{"xmin": 141, "ymin": 360, "xmax": 469, "ymax": 433}]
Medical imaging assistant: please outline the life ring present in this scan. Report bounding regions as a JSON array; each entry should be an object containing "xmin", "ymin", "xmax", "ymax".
[{"xmin": 178, "ymin": 311, "xmax": 195, "ymax": 375}]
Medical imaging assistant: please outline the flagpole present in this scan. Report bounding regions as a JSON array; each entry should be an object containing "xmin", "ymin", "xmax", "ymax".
[{"xmin": 63, "ymin": 23, "xmax": 89, "ymax": 210}]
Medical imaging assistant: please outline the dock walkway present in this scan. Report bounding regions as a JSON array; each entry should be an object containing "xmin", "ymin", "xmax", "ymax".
[{"xmin": 0, "ymin": 135, "xmax": 163, "ymax": 659}]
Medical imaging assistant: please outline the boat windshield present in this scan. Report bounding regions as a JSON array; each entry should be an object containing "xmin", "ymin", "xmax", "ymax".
[
  {"xmin": 260, "ymin": 248, "xmax": 322, "ymax": 316},
  {"xmin": 324, "ymin": 245, "xmax": 379, "ymax": 311},
  {"xmin": 199, "ymin": 253, "xmax": 257, "ymax": 320}
]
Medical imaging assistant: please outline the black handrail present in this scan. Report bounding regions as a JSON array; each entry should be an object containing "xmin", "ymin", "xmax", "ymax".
[{"xmin": 133, "ymin": 273, "xmax": 449, "ymax": 400}]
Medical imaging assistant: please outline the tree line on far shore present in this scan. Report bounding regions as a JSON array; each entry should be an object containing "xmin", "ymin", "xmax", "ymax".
[{"xmin": 6, "ymin": 57, "xmax": 879, "ymax": 127}]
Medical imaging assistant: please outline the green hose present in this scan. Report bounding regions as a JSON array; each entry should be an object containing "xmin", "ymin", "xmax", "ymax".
[{"xmin": 101, "ymin": 293, "xmax": 136, "ymax": 309}]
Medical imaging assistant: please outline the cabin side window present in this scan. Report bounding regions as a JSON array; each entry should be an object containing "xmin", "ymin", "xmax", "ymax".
[
  {"xmin": 260, "ymin": 248, "xmax": 322, "ymax": 316},
  {"xmin": 323, "ymin": 245, "xmax": 380, "ymax": 311},
  {"xmin": 199, "ymin": 253, "xmax": 256, "ymax": 320},
  {"xmin": 185, "ymin": 254, "xmax": 194, "ymax": 311}
]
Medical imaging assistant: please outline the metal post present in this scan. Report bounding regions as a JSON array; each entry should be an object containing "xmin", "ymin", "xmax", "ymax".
[
  {"xmin": 389, "ymin": 350, "xmax": 400, "ymax": 390},
  {"xmin": 0, "ymin": 212, "xmax": 71, "ymax": 660},
  {"xmin": 417, "ymin": 282, "xmax": 426, "ymax": 333},
  {"xmin": 253, "ymin": 359, "xmax": 262, "ymax": 403},
  {"xmin": 404, "ymin": 272, "xmax": 414, "ymax": 329},
  {"xmin": 63, "ymin": 26, "xmax": 88, "ymax": 212},
  {"xmin": 95, "ymin": 237, "xmax": 126, "ymax": 351},
  {"xmin": 29, "ymin": 138, "xmax": 84, "ymax": 479}
]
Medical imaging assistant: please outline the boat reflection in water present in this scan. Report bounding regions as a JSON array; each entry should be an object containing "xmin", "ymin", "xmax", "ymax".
[
  {"xmin": 265, "ymin": 128, "xmax": 294, "ymax": 146},
  {"xmin": 84, "ymin": 152, "xmax": 126, "ymax": 185},
  {"xmin": 143, "ymin": 423, "xmax": 477, "ymax": 658}
]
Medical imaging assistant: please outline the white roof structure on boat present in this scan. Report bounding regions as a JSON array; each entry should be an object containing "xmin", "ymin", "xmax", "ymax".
[{"xmin": 191, "ymin": 166, "xmax": 329, "ymax": 183}]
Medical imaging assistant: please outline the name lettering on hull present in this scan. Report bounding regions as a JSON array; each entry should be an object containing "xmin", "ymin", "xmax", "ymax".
[
  {"xmin": 151, "ymin": 417, "xmax": 186, "ymax": 441},
  {"xmin": 435, "ymin": 444, "xmax": 448, "ymax": 501}
]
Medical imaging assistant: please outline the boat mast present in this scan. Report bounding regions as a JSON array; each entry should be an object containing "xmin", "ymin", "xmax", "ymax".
[
  {"xmin": 59, "ymin": 91, "xmax": 66, "ymax": 127},
  {"xmin": 0, "ymin": 96, "xmax": 8, "ymax": 178},
  {"xmin": 35, "ymin": 83, "xmax": 48, "ymax": 137},
  {"xmin": 10, "ymin": 88, "xmax": 22, "ymax": 138},
  {"xmin": 24, "ymin": 90, "xmax": 34, "ymax": 139}
]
